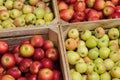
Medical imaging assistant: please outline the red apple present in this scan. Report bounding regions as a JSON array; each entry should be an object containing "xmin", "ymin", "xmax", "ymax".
[
  {"xmin": 73, "ymin": 11, "xmax": 86, "ymax": 22},
  {"xmin": 0, "ymin": 65, "xmax": 4, "ymax": 74},
  {"xmin": 108, "ymin": 12, "xmax": 120, "ymax": 18},
  {"xmin": 30, "ymin": 35, "xmax": 44, "ymax": 47},
  {"xmin": 74, "ymin": 1, "xmax": 86, "ymax": 12},
  {"xmin": 105, "ymin": 1, "xmax": 115, "ymax": 8},
  {"xmin": 1, "ymin": 53, "xmax": 16, "ymax": 68},
  {"xmin": 45, "ymin": 48, "xmax": 59, "ymax": 61},
  {"xmin": 85, "ymin": 0, "xmax": 95, "ymax": 8},
  {"xmin": 94, "ymin": 0, "xmax": 105, "ymax": 10},
  {"xmin": 41, "ymin": 58, "xmax": 54, "ymax": 69},
  {"xmin": 58, "ymin": 1, "xmax": 68, "ymax": 11},
  {"xmin": 33, "ymin": 48, "xmax": 45, "ymax": 60},
  {"xmin": 71, "ymin": 19, "xmax": 80, "ymax": 23},
  {"xmin": 14, "ymin": 52, "xmax": 23, "ymax": 64},
  {"xmin": 21, "ymin": 40, "xmax": 30, "ymax": 44},
  {"xmin": 0, "ymin": 40, "xmax": 9, "ymax": 54},
  {"xmin": 38, "ymin": 68, "xmax": 54, "ymax": 80},
  {"xmin": 103, "ymin": 6, "xmax": 115, "ymax": 16},
  {"xmin": 87, "ymin": 9, "xmax": 99, "ymax": 20},
  {"xmin": 111, "ymin": 0, "xmax": 119, "ymax": 6},
  {"xmin": 30, "ymin": 61, "xmax": 43, "ymax": 74},
  {"xmin": 98, "ymin": 11, "xmax": 104, "ymax": 19},
  {"xmin": 17, "ymin": 77, "xmax": 27, "ymax": 80},
  {"xmin": 20, "ymin": 43, "xmax": 34, "ymax": 58},
  {"xmin": 43, "ymin": 40, "xmax": 54, "ymax": 50},
  {"xmin": 84, "ymin": 8, "xmax": 91, "ymax": 14},
  {"xmin": 36, "ymin": 1, "xmax": 46, "ymax": 9},
  {"xmin": 0, "ymin": 74, "xmax": 4, "ymax": 80},
  {"xmin": 19, "ymin": 59, "xmax": 32, "ymax": 72},
  {"xmin": 68, "ymin": 0, "xmax": 76, "ymax": 3},
  {"xmin": 12, "ymin": 45, "xmax": 20, "ymax": 53},
  {"xmin": 27, "ymin": 74, "xmax": 37, "ymax": 80},
  {"xmin": 6, "ymin": 67, "xmax": 21, "ymax": 79},
  {"xmin": 115, "ymin": 6, "xmax": 120, "ymax": 13},
  {"xmin": 60, "ymin": 9, "xmax": 72, "ymax": 21},
  {"xmin": 53, "ymin": 70, "xmax": 61, "ymax": 80},
  {"xmin": 88, "ymin": 16, "xmax": 100, "ymax": 21}
]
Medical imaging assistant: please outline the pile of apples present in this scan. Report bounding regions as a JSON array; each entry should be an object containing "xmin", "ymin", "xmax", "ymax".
[
  {"xmin": 0, "ymin": 35, "xmax": 61, "ymax": 80},
  {"xmin": 58, "ymin": 0, "xmax": 120, "ymax": 23},
  {"xmin": 0, "ymin": 0, "xmax": 54, "ymax": 29},
  {"xmin": 65, "ymin": 26, "xmax": 120, "ymax": 80}
]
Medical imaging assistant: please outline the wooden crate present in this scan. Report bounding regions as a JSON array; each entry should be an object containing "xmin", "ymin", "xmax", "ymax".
[
  {"xmin": 59, "ymin": 20, "xmax": 120, "ymax": 80},
  {"xmin": 0, "ymin": 26, "xmax": 68, "ymax": 80}
]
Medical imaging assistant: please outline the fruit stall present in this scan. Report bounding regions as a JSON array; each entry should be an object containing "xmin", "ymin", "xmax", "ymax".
[{"xmin": 0, "ymin": 0, "xmax": 120, "ymax": 80}]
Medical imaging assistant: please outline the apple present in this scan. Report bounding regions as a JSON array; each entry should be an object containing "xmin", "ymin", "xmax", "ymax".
[
  {"xmin": 35, "ymin": 19, "xmax": 45, "ymax": 25},
  {"xmin": 74, "ymin": 1, "xmax": 86, "ymax": 12},
  {"xmin": 83, "ymin": 56, "xmax": 92, "ymax": 63},
  {"xmin": 20, "ymin": 43, "xmax": 34, "ymax": 57},
  {"xmin": 5, "ymin": 0, "xmax": 13, "ymax": 10},
  {"xmin": 13, "ymin": 1, "xmax": 23, "ymax": 10},
  {"xmin": 0, "ymin": 6, "xmax": 7, "ymax": 10},
  {"xmin": 43, "ymin": 40, "xmax": 54, "ymax": 50},
  {"xmin": 75, "ymin": 62, "xmax": 87, "ymax": 73},
  {"xmin": 67, "ymin": 51, "xmax": 80, "ymax": 65},
  {"xmin": 99, "ymin": 47, "xmax": 110, "ymax": 59},
  {"xmin": 44, "ymin": 12, "xmax": 53, "ymax": 22},
  {"xmin": 60, "ymin": 9, "xmax": 72, "ymax": 21},
  {"xmin": 58, "ymin": 1, "xmax": 68, "ymax": 11},
  {"xmin": 109, "ymin": 42, "xmax": 119, "ymax": 51},
  {"xmin": 110, "ymin": 66, "xmax": 120, "ymax": 78},
  {"xmin": 98, "ymin": 11, "xmax": 104, "ymax": 19},
  {"xmin": 22, "ymin": 5, "xmax": 34, "ymax": 14},
  {"xmin": 14, "ymin": 17, "xmax": 25, "ymax": 27},
  {"xmin": 1, "ymin": 74, "xmax": 15, "ymax": 80},
  {"xmin": 88, "ymin": 47, "xmax": 99, "ymax": 60},
  {"xmin": 104, "ymin": 59, "xmax": 114, "ymax": 70},
  {"xmin": 30, "ymin": 61, "xmax": 42, "ymax": 74},
  {"xmin": 68, "ymin": 28, "xmax": 79, "ymax": 39},
  {"xmin": 94, "ymin": 27, "xmax": 105, "ymax": 38},
  {"xmin": 42, "ymin": 0, "xmax": 50, "ymax": 2},
  {"xmin": 30, "ymin": 35, "xmax": 44, "ymax": 47},
  {"xmin": 53, "ymin": 70, "xmax": 61, "ymax": 80},
  {"xmin": 34, "ymin": 7, "xmax": 45, "ymax": 19},
  {"xmin": 112, "ymin": 78, "xmax": 120, "ymax": 80},
  {"xmin": 86, "ymin": 36, "xmax": 97, "ymax": 48},
  {"xmin": 105, "ymin": 1, "xmax": 115, "ymax": 8},
  {"xmin": 0, "ymin": 40, "xmax": 9, "ymax": 54},
  {"xmin": 14, "ymin": 53, "xmax": 23, "ymax": 64},
  {"xmin": 41, "ymin": 58, "xmax": 54, "ymax": 69},
  {"xmin": 94, "ymin": 0, "xmax": 105, "ymax": 10},
  {"xmin": 115, "ymin": 6, "xmax": 120, "ymax": 13},
  {"xmin": 77, "ymin": 46, "xmax": 88, "ymax": 58},
  {"xmin": 100, "ymin": 72, "xmax": 111, "ymax": 80},
  {"xmin": 109, "ymin": 12, "xmax": 120, "ymax": 19},
  {"xmin": 29, "ymin": 0, "xmax": 38, "ymax": 6},
  {"xmin": 109, "ymin": 51, "xmax": 120, "ymax": 62},
  {"xmin": 0, "ymin": 10, "xmax": 9, "ymax": 20},
  {"xmin": 19, "ymin": 59, "xmax": 32, "ymax": 72},
  {"xmin": 6, "ymin": 66, "xmax": 21, "ymax": 79},
  {"xmin": 0, "ymin": 0, "xmax": 3, "ymax": 6},
  {"xmin": 1, "ymin": 53, "xmax": 16, "ymax": 68},
  {"xmin": 17, "ymin": 77, "xmax": 27, "ymax": 80},
  {"xmin": 85, "ymin": 0, "xmax": 95, "ymax": 8},
  {"xmin": 111, "ymin": 0, "xmax": 119, "ymax": 6},
  {"xmin": 87, "ymin": 72, "xmax": 100, "ymax": 80},
  {"xmin": 45, "ymin": 47, "xmax": 59, "ymax": 61},
  {"xmin": 94, "ymin": 58, "xmax": 103, "ymax": 65},
  {"xmin": 10, "ymin": 9, "xmax": 21, "ymax": 19},
  {"xmin": 38, "ymin": 68, "xmax": 54, "ymax": 80},
  {"xmin": 25, "ymin": 13, "xmax": 36, "ymax": 25},
  {"xmin": 94, "ymin": 63, "xmax": 106, "ymax": 74},
  {"xmin": 65, "ymin": 38, "xmax": 77, "ymax": 50},
  {"xmin": 80, "ymin": 30, "xmax": 92, "ymax": 41},
  {"xmin": 103, "ymin": 6, "xmax": 115, "ymax": 16},
  {"xmin": 0, "ymin": 65, "xmax": 4, "ymax": 74},
  {"xmin": 27, "ymin": 74, "xmax": 37, "ymax": 80},
  {"xmin": 86, "ymin": 62, "xmax": 95, "ymax": 74},
  {"xmin": 36, "ymin": 1, "xmax": 46, "ymax": 9},
  {"xmin": 71, "ymin": 71, "xmax": 82, "ymax": 80},
  {"xmin": 77, "ymin": 40, "xmax": 86, "ymax": 47},
  {"xmin": 65, "ymin": 0, "xmax": 76, "ymax": 3},
  {"xmin": 87, "ymin": 9, "xmax": 99, "ymax": 20},
  {"xmin": 108, "ymin": 28, "xmax": 119, "ymax": 40}
]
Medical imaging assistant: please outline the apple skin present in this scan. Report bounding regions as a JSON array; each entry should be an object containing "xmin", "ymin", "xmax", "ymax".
[
  {"xmin": 87, "ymin": 9, "xmax": 99, "ymax": 19},
  {"xmin": 108, "ymin": 12, "xmax": 120, "ymax": 19},
  {"xmin": 85, "ymin": 0, "xmax": 95, "ymax": 8},
  {"xmin": 0, "ymin": 40, "xmax": 9, "ymax": 54},
  {"xmin": 94, "ymin": 27, "xmax": 105, "ymax": 38},
  {"xmin": 29, "ymin": 0, "xmax": 39, "ymax": 6},
  {"xmin": 30, "ymin": 35, "xmax": 44, "ymax": 47},
  {"xmin": 104, "ymin": 59, "xmax": 114, "ymax": 70},
  {"xmin": 13, "ymin": 1, "xmax": 24, "ymax": 10},
  {"xmin": 34, "ymin": 7, "xmax": 45, "ymax": 19},
  {"xmin": 110, "ymin": 66, "xmax": 120, "ymax": 78},
  {"xmin": 45, "ymin": 47, "xmax": 59, "ymax": 61},
  {"xmin": 53, "ymin": 70, "xmax": 61, "ymax": 80},
  {"xmin": 111, "ymin": 0, "xmax": 119, "ymax": 6},
  {"xmin": 80, "ymin": 30, "xmax": 92, "ymax": 41},
  {"xmin": 74, "ymin": 1, "xmax": 86, "ymax": 12},
  {"xmin": 94, "ymin": 63, "xmax": 106, "ymax": 74},
  {"xmin": 36, "ymin": 1, "xmax": 46, "ymax": 9},
  {"xmin": 27, "ymin": 74, "xmax": 37, "ymax": 80},
  {"xmin": 38, "ymin": 68, "xmax": 54, "ymax": 80},
  {"xmin": 0, "ymin": 65, "xmax": 4, "ymax": 74},
  {"xmin": 25, "ymin": 13, "xmax": 36, "ymax": 25},
  {"xmin": 14, "ymin": 17, "xmax": 25, "ymax": 27},
  {"xmin": 103, "ymin": 6, "xmax": 115, "ymax": 16},
  {"xmin": 1, "ymin": 74, "xmax": 15, "ymax": 80},
  {"xmin": 94, "ymin": 0, "xmax": 105, "ymax": 10},
  {"xmin": 75, "ymin": 62, "xmax": 87, "ymax": 73},
  {"xmin": 10, "ymin": 9, "xmax": 22, "ymax": 19},
  {"xmin": 43, "ymin": 40, "xmax": 54, "ymax": 50},
  {"xmin": 108, "ymin": 28, "xmax": 119, "ymax": 40},
  {"xmin": 14, "ymin": 52, "xmax": 23, "ymax": 64},
  {"xmin": 33, "ymin": 48, "xmax": 45, "ymax": 61},
  {"xmin": 5, "ymin": 0, "xmax": 13, "ymax": 10},
  {"xmin": 68, "ymin": 28, "xmax": 79, "ymax": 39},
  {"xmin": 41, "ymin": 58, "xmax": 54, "ymax": 69},
  {"xmin": 30, "ymin": 61, "xmax": 43, "ymax": 74},
  {"xmin": 19, "ymin": 59, "xmax": 32, "ymax": 72},
  {"xmin": 105, "ymin": 1, "xmax": 115, "ymax": 8},
  {"xmin": 22, "ymin": 5, "xmax": 34, "ymax": 14},
  {"xmin": 20, "ymin": 43, "xmax": 34, "ymax": 58},
  {"xmin": 115, "ymin": 6, "xmax": 120, "ymax": 13},
  {"xmin": 0, "ymin": 10, "xmax": 9, "ymax": 20},
  {"xmin": 1, "ymin": 53, "xmax": 16, "ymax": 68},
  {"xmin": 17, "ymin": 77, "xmax": 27, "ymax": 80},
  {"xmin": 6, "ymin": 66, "xmax": 21, "ymax": 79},
  {"xmin": 58, "ymin": 1, "xmax": 68, "ymax": 11}
]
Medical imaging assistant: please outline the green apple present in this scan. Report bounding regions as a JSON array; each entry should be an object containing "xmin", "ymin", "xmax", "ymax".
[
  {"xmin": 29, "ymin": 0, "xmax": 39, "ymax": 6},
  {"xmin": 13, "ymin": 1, "xmax": 24, "ymax": 10},
  {"xmin": 1, "ymin": 20, "xmax": 11, "ymax": 27},
  {"xmin": 0, "ymin": 6, "xmax": 7, "ymax": 10},
  {"xmin": 67, "ymin": 51, "xmax": 80, "ymax": 65},
  {"xmin": 68, "ymin": 28, "xmax": 79, "ymax": 39},
  {"xmin": 112, "ymin": 78, "xmax": 120, "ymax": 80},
  {"xmin": 115, "ymin": 60, "xmax": 120, "ymax": 67},
  {"xmin": 86, "ymin": 36, "xmax": 97, "ymax": 48},
  {"xmin": 34, "ymin": 7, "xmax": 45, "ymax": 19},
  {"xmin": 65, "ymin": 38, "xmax": 77, "ymax": 50},
  {"xmin": 81, "ymin": 75, "xmax": 87, "ymax": 80},
  {"xmin": 87, "ymin": 72, "xmax": 100, "ymax": 80},
  {"xmin": 44, "ymin": 12, "xmax": 53, "ymax": 22},
  {"xmin": 109, "ymin": 51, "xmax": 120, "ymax": 62},
  {"xmin": 10, "ymin": 9, "xmax": 22, "ymax": 19},
  {"xmin": 45, "ymin": 6, "xmax": 52, "ymax": 13},
  {"xmin": 75, "ymin": 62, "xmax": 87, "ymax": 73},
  {"xmin": 25, "ymin": 13, "xmax": 36, "ymax": 25},
  {"xmin": 83, "ymin": 56, "xmax": 92, "ymax": 63},
  {"xmin": 118, "ymin": 38, "xmax": 120, "ymax": 45},
  {"xmin": 88, "ymin": 47, "xmax": 99, "ymax": 60},
  {"xmin": 100, "ymin": 72, "xmax": 111, "ymax": 80},
  {"xmin": 109, "ymin": 39, "xmax": 119, "ymax": 51},
  {"xmin": 94, "ymin": 27, "xmax": 105, "ymax": 38},
  {"xmin": 0, "ymin": 0, "xmax": 3, "ymax": 6},
  {"xmin": 77, "ymin": 46, "xmax": 88, "ymax": 58},
  {"xmin": 110, "ymin": 66, "xmax": 120, "ymax": 78},
  {"xmin": 14, "ymin": 17, "xmax": 25, "ymax": 27},
  {"xmin": 70, "ymin": 68, "xmax": 76, "ymax": 74},
  {"xmin": 71, "ymin": 71, "xmax": 82, "ymax": 80},
  {"xmin": 22, "ymin": 5, "xmax": 34, "ymax": 14},
  {"xmin": 99, "ymin": 47, "xmax": 110, "ymax": 59},
  {"xmin": 108, "ymin": 28, "xmax": 119, "ymax": 40},
  {"xmin": 97, "ymin": 34, "xmax": 109, "ymax": 48},
  {"xmin": 94, "ymin": 58, "xmax": 103, "ymax": 65},
  {"xmin": 109, "ymin": 39, "xmax": 118, "ymax": 46},
  {"xmin": 104, "ymin": 59, "xmax": 114, "ymax": 70},
  {"xmin": 0, "ymin": 10, "xmax": 9, "ymax": 20},
  {"xmin": 5, "ymin": 0, "xmax": 13, "ymax": 9},
  {"xmin": 35, "ymin": 19, "xmax": 45, "ymax": 26},
  {"xmin": 0, "ymin": 25, "xmax": 3, "ymax": 29},
  {"xmin": 3, "ymin": 23, "xmax": 16, "ymax": 28},
  {"xmin": 42, "ymin": 0, "xmax": 50, "ymax": 2},
  {"xmin": 94, "ymin": 63, "xmax": 106, "ymax": 74},
  {"xmin": 86, "ymin": 62, "xmax": 95, "ymax": 74},
  {"xmin": 77, "ymin": 40, "xmax": 86, "ymax": 47},
  {"xmin": 80, "ymin": 30, "xmax": 92, "ymax": 41}
]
